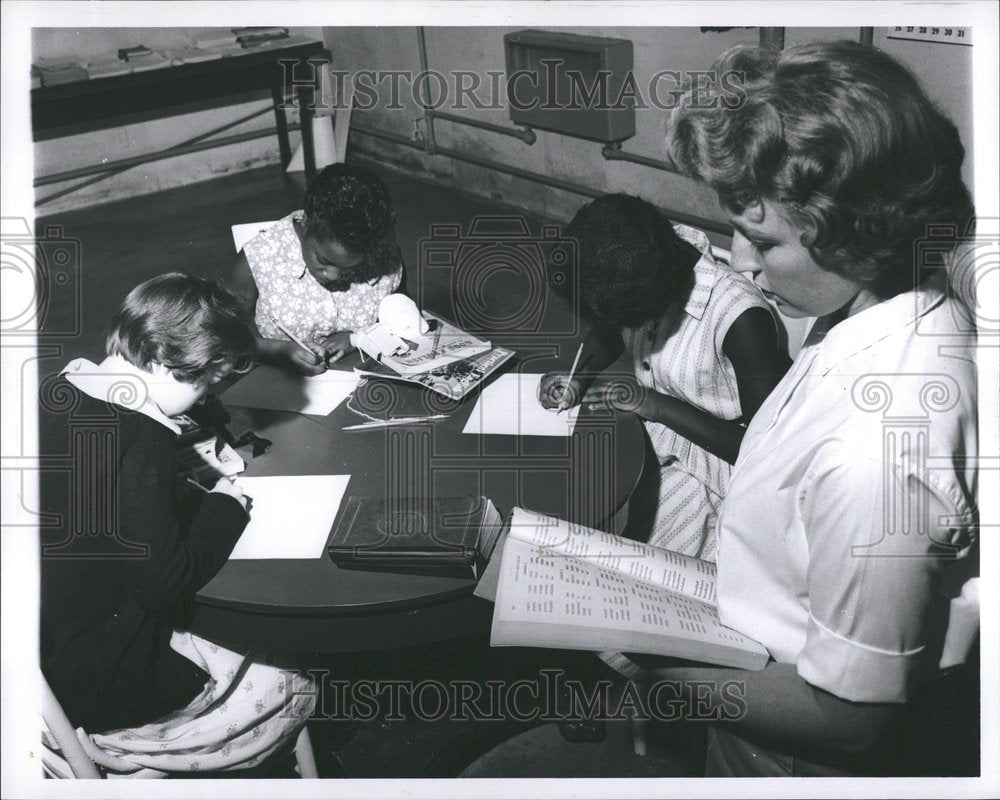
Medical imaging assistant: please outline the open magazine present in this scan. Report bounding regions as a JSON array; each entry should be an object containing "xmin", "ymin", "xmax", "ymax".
[
  {"xmin": 479, "ymin": 508, "xmax": 769, "ymax": 670},
  {"xmin": 356, "ymin": 345, "xmax": 514, "ymax": 401},
  {"xmin": 375, "ymin": 315, "xmax": 492, "ymax": 375}
]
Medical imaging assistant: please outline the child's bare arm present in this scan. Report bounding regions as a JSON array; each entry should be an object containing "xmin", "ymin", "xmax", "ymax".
[
  {"xmin": 584, "ymin": 307, "xmax": 789, "ymax": 464},
  {"xmin": 722, "ymin": 306, "xmax": 792, "ymax": 421}
]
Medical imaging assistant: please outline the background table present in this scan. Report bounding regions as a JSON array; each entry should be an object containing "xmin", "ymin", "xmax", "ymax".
[
  {"xmin": 191, "ymin": 355, "xmax": 644, "ymax": 653},
  {"xmin": 32, "ymin": 40, "xmax": 328, "ymax": 179}
]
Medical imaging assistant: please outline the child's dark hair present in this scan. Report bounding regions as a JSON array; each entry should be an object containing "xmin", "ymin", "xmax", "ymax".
[
  {"xmin": 106, "ymin": 273, "xmax": 257, "ymax": 383},
  {"xmin": 565, "ymin": 194, "xmax": 695, "ymax": 329},
  {"xmin": 302, "ymin": 163, "xmax": 402, "ymax": 283}
]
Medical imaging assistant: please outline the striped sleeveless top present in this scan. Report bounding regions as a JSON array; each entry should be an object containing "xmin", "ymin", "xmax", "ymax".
[{"xmin": 622, "ymin": 224, "xmax": 774, "ymax": 497}]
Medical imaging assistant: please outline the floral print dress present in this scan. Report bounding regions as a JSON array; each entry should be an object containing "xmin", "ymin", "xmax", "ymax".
[{"xmin": 246, "ymin": 212, "xmax": 402, "ymax": 343}]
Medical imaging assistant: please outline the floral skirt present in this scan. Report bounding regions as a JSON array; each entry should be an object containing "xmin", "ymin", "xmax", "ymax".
[{"xmin": 85, "ymin": 630, "xmax": 316, "ymax": 775}]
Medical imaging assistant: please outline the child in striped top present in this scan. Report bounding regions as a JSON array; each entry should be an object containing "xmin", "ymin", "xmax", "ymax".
[{"xmin": 538, "ymin": 194, "xmax": 789, "ymax": 560}]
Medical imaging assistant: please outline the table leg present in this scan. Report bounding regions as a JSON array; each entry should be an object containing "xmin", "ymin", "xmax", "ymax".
[
  {"xmin": 298, "ymin": 84, "xmax": 317, "ymax": 181},
  {"xmin": 272, "ymin": 81, "xmax": 292, "ymax": 169}
]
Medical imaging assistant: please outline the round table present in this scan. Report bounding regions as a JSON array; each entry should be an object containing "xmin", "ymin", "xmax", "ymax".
[{"xmin": 192, "ymin": 355, "xmax": 644, "ymax": 653}]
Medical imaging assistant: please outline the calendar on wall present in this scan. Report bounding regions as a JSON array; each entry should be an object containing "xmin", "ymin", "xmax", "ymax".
[{"xmin": 886, "ymin": 26, "xmax": 972, "ymax": 46}]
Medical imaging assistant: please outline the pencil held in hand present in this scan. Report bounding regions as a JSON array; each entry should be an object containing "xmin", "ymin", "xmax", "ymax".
[
  {"xmin": 271, "ymin": 317, "xmax": 322, "ymax": 363},
  {"xmin": 559, "ymin": 343, "xmax": 585, "ymax": 414}
]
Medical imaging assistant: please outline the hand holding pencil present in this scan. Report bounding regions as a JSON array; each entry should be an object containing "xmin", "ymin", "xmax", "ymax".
[
  {"xmin": 537, "ymin": 343, "xmax": 586, "ymax": 413},
  {"xmin": 271, "ymin": 317, "xmax": 327, "ymax": 375}
]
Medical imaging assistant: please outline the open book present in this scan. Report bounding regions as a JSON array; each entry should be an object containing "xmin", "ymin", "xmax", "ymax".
[{"xmin": 485, "ymin": 508, "xmax": 769, "ymax": 670}]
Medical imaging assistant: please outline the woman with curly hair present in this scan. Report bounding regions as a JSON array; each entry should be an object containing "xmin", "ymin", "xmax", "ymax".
[
  {"xmin": 231, "ymin": 163, "xmax": 405, "ymax": 374},
  {"xmin": 640, "ymin": 40, "xmax": 978, "ymax": 776},
  {"xmin": 538, "ymin": 193, "xmax": 789, "ymax": 560}
]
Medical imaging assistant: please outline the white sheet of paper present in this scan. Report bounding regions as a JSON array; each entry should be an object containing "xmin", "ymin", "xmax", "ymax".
[
  {"xmin": 220, "ymin": 365, "xmax": 360, "ymax": 416},
  {"xmin": 462, "ymin": 373, "xmax": 579, "ymax": 437},
  {"xmin": 231, "ymin": 220, "xmax": 279, "ymax": 252},
  {"xmin": 228, "ymin": 474, "xmax": 350, "ymax": 559}
]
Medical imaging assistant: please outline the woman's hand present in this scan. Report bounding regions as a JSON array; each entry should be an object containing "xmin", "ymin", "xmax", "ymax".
[
  {"xmin": 538, "ymin": 372, "xmax": 586, "ymax": 411},
  {"xmin": 582, "ymin": 374, "xmax": 651, "ymax": 416},
  {"xmin": 319, "ymin": 331, "xmax": 356, "ymax": 365},
  {"xmin": 210, "ymin": 477, "xmax": 251, "ymax": 512}
]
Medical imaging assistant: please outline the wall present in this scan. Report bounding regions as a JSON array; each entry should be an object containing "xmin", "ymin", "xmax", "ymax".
[
  {"xmin": 32, "ymin": 27, "xmax": 323, "ymax": 215},
  {"xmin": 34, "ymin": 26, "xmax": 975, "ymax": 225},
  {"xmin": 325, "ymin": 26, "xmax": 975, "ymax": 242}
]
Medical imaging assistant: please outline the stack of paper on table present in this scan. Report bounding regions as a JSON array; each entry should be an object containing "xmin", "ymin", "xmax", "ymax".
[
  {"xmin": 462, "ymin": 373, "xmax": 579, "ymax": 437},
  {"xmin": 486, "ymin": 508, "xmax": 769, "ymax": 670},
  {"xmin": 164, "ymin": 48, "xmax": 223, "ymax": 65},
  {"xmin": 220, "ymin": 364, "xmax": 360, "ymax": 416},
  {"xmin": 32, "ymin": 58, "xmax": 88, "ymax": 86},
  {"xmin": 228, "ymin": 474, "xmax": 350, "ymax": 559},
  {"xmin": 84, "ymin": 52, "xmax": 133, "ymax": 79},
  {"xmin": 194, "ymin": 28, "xmax": 239, "ymax": 50}
]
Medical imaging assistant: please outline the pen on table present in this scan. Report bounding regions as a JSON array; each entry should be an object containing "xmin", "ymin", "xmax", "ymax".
[
  {"xmin": 558, "ymin": 342, "xmax": 585, "ymax": 414},
  {"xmin": 270, "ymin": 316, "xmax": 321, "ymax": 364},
  {"xmin": 342, "ymin": 415, "xmax": 450, "ymax": 431}
]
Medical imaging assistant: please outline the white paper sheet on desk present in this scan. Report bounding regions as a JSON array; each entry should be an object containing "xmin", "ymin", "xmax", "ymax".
[
  {"xmin": 228, "ymin": 474, "xmax": 350, "ymax": 559},
  {"xmin": 219, "ymin": 365, "xmax": 360, "ymax": 416},
  {"xmin": 462, "ymin": 373, "xmax": 579, "ymax": 437}
]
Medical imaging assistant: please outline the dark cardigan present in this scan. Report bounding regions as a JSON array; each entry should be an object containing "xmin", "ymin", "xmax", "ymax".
[{"xmin": 39, "ymin": 376, "xmax": 248, "ymax": 733}]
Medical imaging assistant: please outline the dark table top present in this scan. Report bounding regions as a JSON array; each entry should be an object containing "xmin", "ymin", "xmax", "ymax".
[{"xmin": 191, "ymin": 351, "xmax": 644, "ymax": 653}]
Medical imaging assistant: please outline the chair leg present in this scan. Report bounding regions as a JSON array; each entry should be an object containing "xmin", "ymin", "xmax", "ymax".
[{"xmin": 294, "ymin": 725, "xmax": 318, "ymax": 779}]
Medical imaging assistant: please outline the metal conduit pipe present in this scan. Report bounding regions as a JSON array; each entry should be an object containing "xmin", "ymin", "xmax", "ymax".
[
  {"xmin": 759, "ymin": 27, "xmax": 786, "ymax": 50},
  {"xmin": 415, "ymin": 26, "xmax": 438, "ymax": 154},
  {"xmin": 601, "ymin": 141, "xmax": 680, "ymax": 174},
  {"xmin": 416, "ymin": 27, "xmax": 536, "ymax": 147},
  {"xmin": 350, "ymin": 121, "xmax": 733, "ymax": 238},
  {"xmin": 432, "ymin": 110, "xmax": 536, "ymax": 144}
]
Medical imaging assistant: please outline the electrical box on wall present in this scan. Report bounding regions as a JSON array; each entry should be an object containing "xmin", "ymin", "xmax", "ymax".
[{"xmin": 504, "ymin": 30, "xmax": 635, "ymax": 143}]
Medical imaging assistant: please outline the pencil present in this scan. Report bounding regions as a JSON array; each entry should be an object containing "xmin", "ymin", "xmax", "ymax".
[
  {"xmin": 342, "ymin": 415, "xmax": 450, "ymax": 431},
  {"xmin": 558, "ymin": 342, "xmax": 584, "ymax": 414},
  {"xmin": 270, "ymin": 316, "xmax": 320, "ymax": 363}
]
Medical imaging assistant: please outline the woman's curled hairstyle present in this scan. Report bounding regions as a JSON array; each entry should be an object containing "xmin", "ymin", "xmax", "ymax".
[
  {"xmin": 107, "ymin": 272, "xmax": 257, "ymax": 383},
  {"xmin": 665, "ymin": 40, "xmax": 974, "ymax": 288}
]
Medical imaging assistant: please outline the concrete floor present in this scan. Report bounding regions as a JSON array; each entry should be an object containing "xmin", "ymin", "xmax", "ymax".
[{"xmin": 36, "ymin": 162, "xmax": 705, "ymax": 778}]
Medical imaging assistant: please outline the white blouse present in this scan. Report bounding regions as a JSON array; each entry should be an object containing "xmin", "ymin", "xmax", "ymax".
[
  {"xmin": 716, "ymin": 274, "xmax": 978, "ymax": 703},
  {"xmin": 622, "ymin": 224, "xmax": 773, "ymax": 496}
]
